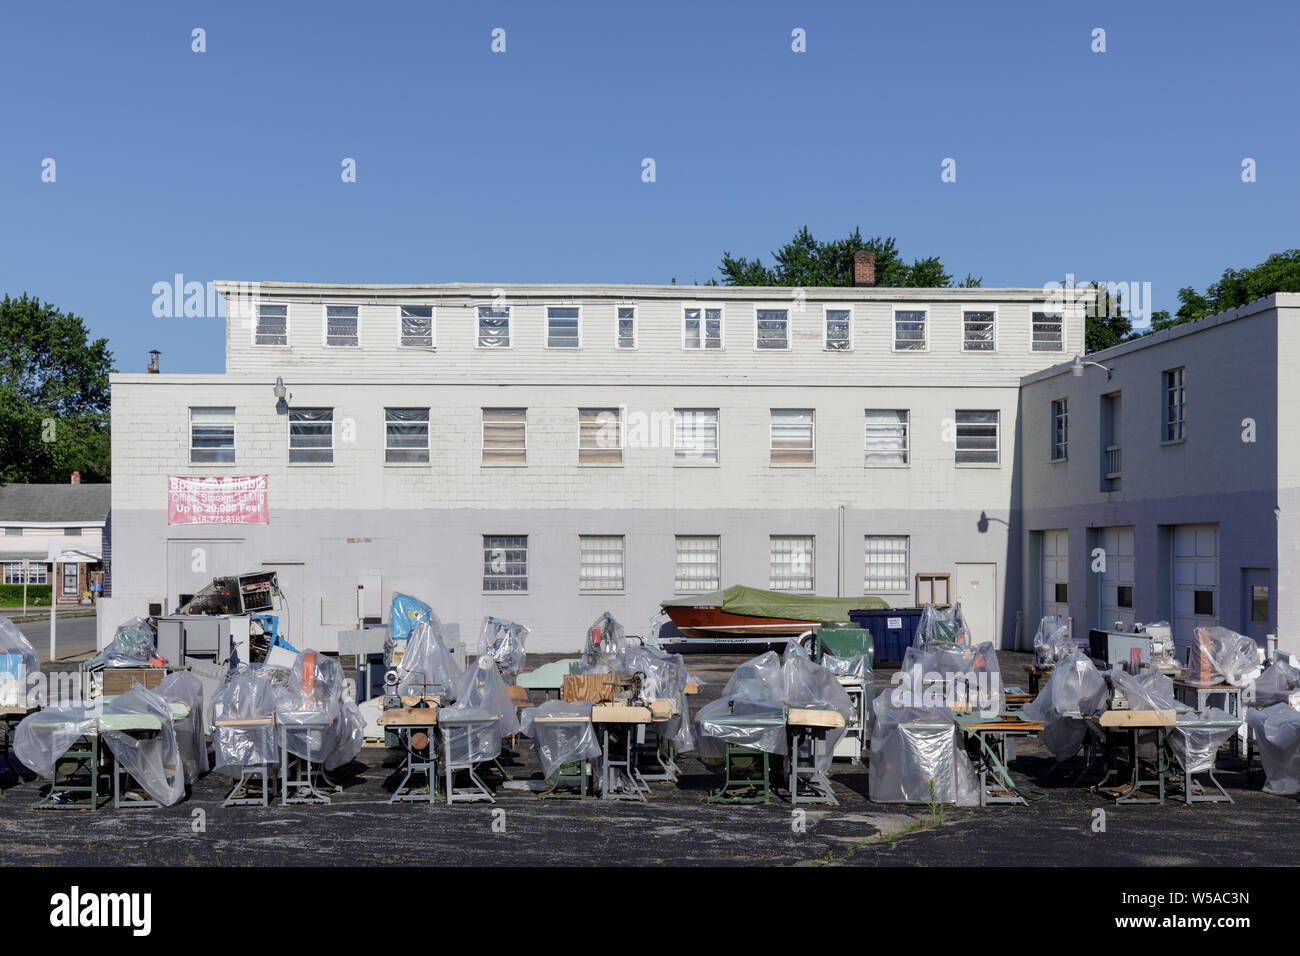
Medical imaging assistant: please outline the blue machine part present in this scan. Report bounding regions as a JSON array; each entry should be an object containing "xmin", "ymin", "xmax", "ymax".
[{"xmin": 389, "ymin": 594, "xmax": 432, "ymax": 642}]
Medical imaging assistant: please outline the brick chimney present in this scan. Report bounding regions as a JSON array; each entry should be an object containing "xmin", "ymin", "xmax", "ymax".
[
  {"xmin": 147, "ymin": 349, "xmax": 160, "ymax": 374},
  {"xmin": 852, "ymin": 250, "xmax": 876, "ymax": 287},
  {"xmin": 70, "ymin": 471, "xmax": 80, "ymax": 485}
]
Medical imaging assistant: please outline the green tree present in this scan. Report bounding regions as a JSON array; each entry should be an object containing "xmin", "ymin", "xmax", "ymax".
[
  {"xmin": 719, "ymin": 227, "xmax": 981, "ymax": 289},
  {"xmin": 1147, "ymin": 250, "xmax": 1300, "ymax": 333},
  {"xmin": 1082, "ymin": 282, "xmax": 1135, "ymax": 352},
  {"xmin": 0, "ymin": 294, "xmax": 113, "ymax": 483}
]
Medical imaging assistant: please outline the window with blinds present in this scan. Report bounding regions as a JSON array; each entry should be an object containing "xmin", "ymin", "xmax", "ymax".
[
  {"xmin": 578, "ymin": 408, "xmax": 623, "ymax": 464},
  {"xmin": 579, "ymin": 535, "xmax": 625, "ymax": 591},
  {"xmin": 674, "ymin": 409, "xmax": 719, "ymax": 463},
  {"xmin": 865, "ymin": 410, "xmax": 909, "ymax": 466},
  {"xmin": 385, "ymin": 408, "xmax": 430, "ymax": 463},
  {"xmin": 482, "ymin": 408, "xmax": 526, "ymax": 465},
  {"xmin": 675, "ymin": 535, "xmax": 720, "ymax": 591},
  {"xmin": 770, "ymin": 409, "xmax": 814, "ymax": 465},
  {"xmin": 190, "ymin": 407, "xmax": 235, "ymax": 463}
]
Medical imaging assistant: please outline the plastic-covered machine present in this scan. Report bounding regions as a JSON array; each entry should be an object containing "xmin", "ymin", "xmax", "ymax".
[
  {"xmin": 0, "ymin": 614, "xmax": 42, "ymax": 709},
  {"xmin": 13, "ymin": 705, "xmax": 98, "ymax": 779},
  {"xmin": 582, "ymin": 612, "xmax": 626, "ymax": 673},
  {"xmin": 392, "ymin": 618, "xmax": 462, "ymax": 699},
  {"xmin": 439, "ymin": 654, "xmax": 519, "ymax": 765},
  {"xmin": 211, "ymin": 670, "xmax": 279, "ymax": 776},
  {"xmin": 696, "ymin": 651, "xmax": 788, "ymax": 760},
  {"xmin": 478, "ymin": 616, "xmax": 530, "ymax": 682},
  {"xmin": 1246, "ymin": 703, "xmax": 1300, "ymax": 795},
  {"xmin": 519, "ymin": 699, "xmax": 603, "ymax": 784},
  {"xmin": 1253, "ymin": 654, "xmax": 1300, "ymax": 708},
  {"xmin": 388, "ymin": 593, "xmax": 433, "ymax": 643},
  {"xmin": 88, "ymin": 617, "xmax": 157, "ymax": 669},
  {"xmin": 1032, "ymin": 614, "xmax": 1075, "ymax": 666},
  {"xmin": 623, "ymin": 643, "xmax": 695, "ymax": 752},
  {"xmin": 1185, "ymin": 626, "xmax": 1260, "ymax": 687},
  {"xmin": 158, "ymin": 671, "xmax": 209, "ymax": 783},
  {"xmin": 99, "ymin": 687, "xmax": 187, "ymax": 806},
  {"xmin": 1022, "ymin": 650, "xmax": 1108, "ymax": 762},
  {"xmin": 896, "ymin": 641, "xmax": 1004, "ymax": 717},
  {"xmin": 868, "ymin": 691, "xmax": 979, "ymax": 805},
  {"xmin": 913, "ymin": 603, "xmax": 973, "ymax": 649},
  {"xmin": 273, "ymin": 650, "xmax": 365, "ymax": 772},
  {"xmin": 779, "ymin": 642, "xmax": 854, "ymax": 774}
]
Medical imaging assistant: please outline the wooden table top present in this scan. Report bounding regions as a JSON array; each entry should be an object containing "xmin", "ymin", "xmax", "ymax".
[{"xmin": 378, "ymin": 706, "xmax": 439, "ymax": 727}]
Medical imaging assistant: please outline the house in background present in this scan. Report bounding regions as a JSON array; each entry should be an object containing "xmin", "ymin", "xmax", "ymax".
[{"xmin": 0, "ymin": 475, "xmax": 111, "ymax": 606}]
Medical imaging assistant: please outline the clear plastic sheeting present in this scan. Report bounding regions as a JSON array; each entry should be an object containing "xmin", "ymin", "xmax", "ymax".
[
  {"xmin": 478, "ymin": 616, "xmax": 530, "ymax": 681},
  {"xmin": 868, "ymin": 690, "xmax": 979, "ymax": 805},
  {"xmin": 1186, "ymin": 626, "xmax": 1261, "ymax": 688},
  {"xmin": 87, "ymin": 617, "xmax": 157, "ymax": 669},
  {"xmin": 388, "ymin": 593, "xmax": 432, "ymax": 642},
  {"xmin": 0, "ymin": 614, "xmax": 42, "ymax": 709},
  {"xmin": 519, "ymin": 699, "xmax": 602, "ymax": 784},
  {"xmin": 211, "ymin": 670, "xmax": 278, "ymax": 775},
  {"xmin": 1246, "ymin": 703, "xmax": 1300, "ymax": 794},
  {"xmin": 1033, "ymin": 615, "xmax": 1075, "ymax": 666},
  {"xmin": 1170, "ymin": 707, "xmax": 1238, "ymax": 774},
  {"xmin": 624, "ymin": 644, "xmax": 694, "ymax": 752},
  {"xmin": 158, "ymin": 671, "xmax": 209, "ymax": 783},
  {"xmin": 439, "ymin": 654, "xmax": 518, "ymax": 765},
  {"xmin": 396, "ymin": 619, "xmax": 463, "ymax": 697},
  {"xmin": 696, "ymin": 651, "xmax": 787, "ymax": 760},
  {"xmin": 1253, "ymin": 654, "xmax": 1300, "ymax": 708},
  {"xmin": 273, "ymin": 651, "xmax": 365, "ymax": 771},
  {"xmin": 1022, "ymin": 651, "xmax": 1108, "ymax": 761},
  {"xmin": 821, "ymin": 652, "xmax": 871, "ymax": 683},
  {"xmin": 896, "ymin": 641, "xmax": 1004, "ymax": 716},
  {"xmin": 13, "ymin": 704, "xmax": 98, "ymax": 778},
  {"xmin": 1109, "ymin": 669, "xmax": 1177, "ymax": 712},
  {"xmin": 780, "ymin": 642, "xmax": 854, "ymax": 773},
  {"xmin": 582, "ymin": 612, "xmax": 626, "ymax": 673},
  {"xmin": 913, "ymin": 603, "xmax": 973, "ymax": 648},
  {"xmin": 100, "ymin": 687, "xmax": 187, "ymax": 806}
]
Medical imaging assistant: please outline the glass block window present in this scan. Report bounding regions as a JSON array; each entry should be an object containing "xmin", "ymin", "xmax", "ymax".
[
  {"xmin": 675, "ymin": 535, "xmax": 721, "ymax": 591},
  {"xmin": 579, "ymin": 535, "xmax": 625, "ymax": 591},
  {"xmin": 483, "ymin": 535, "xmax": 528, "ymax": 592},
  {"xmin": 864, "ymin": 535, "xmax": 909, "ymax": 591},
  {"xmin": 770, "ymin": 535, "xmax": 814, "ymax": 591}
]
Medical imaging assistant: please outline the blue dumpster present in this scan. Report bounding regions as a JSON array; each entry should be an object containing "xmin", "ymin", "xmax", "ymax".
[{"xmin": 848, "ymin": 607, "xmax": 924, "ymax": 664}]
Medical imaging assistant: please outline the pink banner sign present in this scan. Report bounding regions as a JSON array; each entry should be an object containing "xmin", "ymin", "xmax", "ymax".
[{"xmin": 167, "ymin": 475, "xmax": 269, "ymax": 525}]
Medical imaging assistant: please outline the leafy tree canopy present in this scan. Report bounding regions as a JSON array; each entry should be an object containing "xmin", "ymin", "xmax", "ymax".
[{"xmin": 0, "ymin": 294, "xmax": 113, "ymax": 483}]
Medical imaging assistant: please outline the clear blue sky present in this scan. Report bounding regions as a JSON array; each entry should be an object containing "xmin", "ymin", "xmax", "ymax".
[{"xmin": 1, "ymin": 0, "xmax": 1296, "ymax": 374}]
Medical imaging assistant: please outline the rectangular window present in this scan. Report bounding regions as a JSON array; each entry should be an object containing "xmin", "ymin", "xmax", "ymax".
[
  {"xmin": 3, "ymin": 528, "xmax": 21, "ymax": 536},
  {"xmin": 1054, "ymin": 582, "xmax": 1068, "ymax": 604},
  {"xmin": 3, "ymin": 562, "xmax": 46, "ymax": 585},
  {"xmin": 1051, "ymin": 399, "xmax": 1069, "ymax": 461},
  {"xmin": 616, "ymin": 306, "xmax": 637, "ymax": 349},
  {"xmin": 578, "ymin": 408, "xmax": 623, "ymax": 465},
  {"xmin": 865, "ymin": 410, "xmax": 909, "ymax": 466},
  {"xmin": 477, "ymin": 306, "xmax": 511, "ymax": 348},
  {"xmin": 254, "ymin": 303, "xmax": 288, "ymax": 346},
  {"xmin": 1193, "ymin": 589, "xmax": 1214, "ymax": 616},
  {"xmin": 825, "ymin": 308, "xmax": 852, "ymax": 351},
  {"xmin": 864, "ymin": 535, "xmax": 909, "ymax": 591},
  {"xmin": 770, "ymin": 535, "xmax": 814, "ymax": 591},
  {"xmin": 755, "ymin": 309, "xmax": 789, "ymax": 350},
  {"xmin": 771, "ymin": 409, "xmax": 814, "ymax": 465},
  {"xmin": 62, "ymin": 563, "xmax": 78, "ymax": 596},
  {"xmin": 955, "ymin": 410, "xmax": 1000, "ymax": 465},
  {"xmin": 385, "ymin": 407, "xmax": 430, "ymax": 464},
  {"xmin": 288, "ymin": 408, "xmax": 334, "ymax": 464},
  {"xmin": 579, "ymin": 535, "xmax": 625, "ymax": 591},
  {"xmin": 1117, "ymin": 585, "xmax": 1134, "ymax": 609},
  {"xmin": 674, "ymin": 409, "xmax": 719, "ymax": 463},
  {"xmin": 894, "ymin": 309, "xmax": 927, "ymax": 350},
  {"xmin": 400, "ymin": 306, "xmax": 434, "ymax": 347},
  {"xmin": 482, "ymin": 408, "xmax": 527, "ymax": 465},
  {"xmin": 675, "ymin": 535, "xmax": 720, "ymax": 591},
  {"xmin": 1252, "ymin": 585, "xmax": 1269, "ymax": 623},
  {"xmin": 683, "ymin": 307, "xmax": 723, "ymax": 349},
  {"xmin": 325, "ymin": 304, "xmax": 359, "ymax": 347},
  {"xmin": 1164, "ymin": 367, "xmax": 1186, "ymax": 441},
  {"xmin": 547, "ymin": 306, "xmax": 581, "ymax": 348},
  {"xmin": 483, "ymin": 535, "xmax": 527, "ymax": 592},
  {"xmin": 1032, "ymin": 312, "xmax": 1064, "ymax": 351},
  {"xmin": 63, "ymin": 528, "xmax": 82, "ymax": 537},
  {"xmin": 962, "ymin": 310, "xmax": 996, "ymax": 351},
  {"xmin": 190, "ymin": 407, "xmax": 235, "ymax": 464}
]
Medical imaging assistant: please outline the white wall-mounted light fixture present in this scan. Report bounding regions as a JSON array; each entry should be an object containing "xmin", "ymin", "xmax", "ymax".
[
  {"xmin": 1070, "ymin": 352, "xmax": 1112, "ymax": 380},
  {"xmin": 273, "ymin": 376, "xmax": 287, "ymax": 399}
]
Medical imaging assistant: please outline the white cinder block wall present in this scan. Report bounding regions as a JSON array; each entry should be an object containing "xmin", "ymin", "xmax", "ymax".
[{"xmin": 107, "ymin": 283, "xmax": 1084, "ymax": 653}]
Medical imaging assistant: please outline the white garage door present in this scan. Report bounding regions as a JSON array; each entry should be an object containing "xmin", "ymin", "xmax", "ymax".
[
  {"xmin": 1041, "ymin": 530, "xmax": 1069, "ymax": 621},
  {"xmin": 1098, "ymin": 526, "xmax": 1135, "ymax": 630},
  {"xmin": 1173, "ymin": 523, "xmax": 1219, "ymax": 651}
]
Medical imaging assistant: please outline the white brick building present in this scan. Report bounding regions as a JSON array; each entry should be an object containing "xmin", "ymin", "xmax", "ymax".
[{"xmin": 103, "ymin": 277, "xmax": 1086, "ymax": 652}]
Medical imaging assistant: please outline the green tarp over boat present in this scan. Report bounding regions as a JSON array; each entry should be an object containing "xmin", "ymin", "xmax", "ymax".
[{"xmin": 661, "ymin": 584, "xmax": 888, "ymax": 621}]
